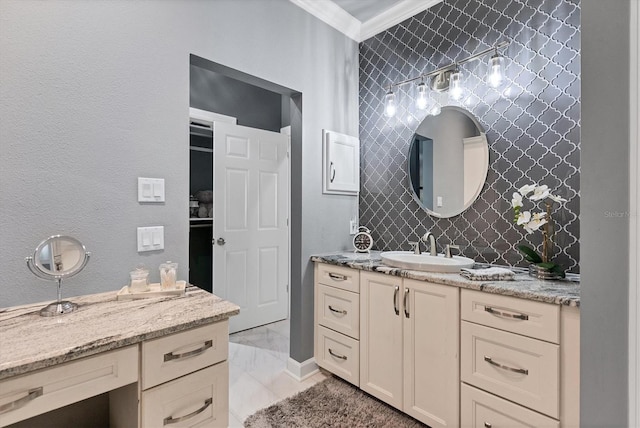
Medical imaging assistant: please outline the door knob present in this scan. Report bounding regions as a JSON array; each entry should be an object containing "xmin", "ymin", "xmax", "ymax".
[{"xmin": 216, "ymin": 238, "xmax": 226, "ymax": 246}]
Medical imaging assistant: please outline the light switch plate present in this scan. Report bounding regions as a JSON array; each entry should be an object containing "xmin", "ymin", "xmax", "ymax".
[
  {"xmin": 137, "ymin": 226, "xmax": 164, "ymax": 252},
  {"xmin": 138, "ymin": 178, "xmax": 165, "ymax": 202}
]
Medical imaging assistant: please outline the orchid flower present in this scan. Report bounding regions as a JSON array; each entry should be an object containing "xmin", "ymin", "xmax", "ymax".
[
  {"xmin": 518, "ymin": 184, "xmax": 536, "ymax": 196},
  {"xmin": 548, "ymin": 193, "xmax": 567, "ymax": 203},
  {"xmin": 516, "ymin": 210, "xmax": 531, "ymax": 225},
  {"xmin": 529, "ymin": 185, "xmax": 550, "ymax": 201},
  {"xmin": 511, "ymin": 192, "xmax": 523, "ymax": 209}
]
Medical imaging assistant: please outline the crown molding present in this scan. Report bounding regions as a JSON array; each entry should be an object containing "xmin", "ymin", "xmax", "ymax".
[
  {"xmin": 288, "ymin": 0, "xmax": 361, "ymax": 41},
  {"xmin": 360, "ymin": 0, "xmax": 443, "ymax": 41}
]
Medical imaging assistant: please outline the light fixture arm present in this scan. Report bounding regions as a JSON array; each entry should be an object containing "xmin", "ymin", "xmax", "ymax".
[{"xmin": 385, "ymin": 41, "xmax": 509, "ymax": 91}]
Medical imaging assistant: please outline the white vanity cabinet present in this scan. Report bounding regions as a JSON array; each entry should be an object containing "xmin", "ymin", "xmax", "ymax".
[
  {"xmin": 314, "ymin": 263, "xmax": 360, "ymax": 386},
  {"xmin": 460, "ymin": 289, "xmax": 580, "ymax": 428},
  {"xmin": 359, "ymin": 272, "xmax": 459, "ymax": 428},
  {"xmin": 313, "ymin": 261, "xmax": 580, "ymax": 428},
  {"xmin": 140, "ymin": 322, "xmax": 229, "ymax": 428},
  {"xmin": 0, "ymin": 289, "xmax": 237, "ymax": 428}
]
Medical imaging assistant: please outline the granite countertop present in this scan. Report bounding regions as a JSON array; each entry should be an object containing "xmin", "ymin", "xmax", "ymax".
[
  {"xmin": 312, "ymin": 251, "xmax": 580, "ymax": 308},
  {"xmin": 0, "ymin": 287, "xmax": 240, "ymax": 380}
]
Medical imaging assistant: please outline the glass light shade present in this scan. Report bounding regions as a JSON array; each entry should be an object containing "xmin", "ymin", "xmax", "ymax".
[
  {"xmin": 448, "ymin": 70, "xmax": 464, "ymax": 101},
  {"xmin": 416, "ymin": 82, "xmax": 429, "ymax": 110},
  {"xmin": 487, "ymin": 53, "xmax": 505, "ymax": 88},
  {"xmin": 430, "ymin": 104, "xmax": 441, "ymax": 116},
  {"xmin": 384, "ymin": 90, "xmax": 396, "ymax": 117}
]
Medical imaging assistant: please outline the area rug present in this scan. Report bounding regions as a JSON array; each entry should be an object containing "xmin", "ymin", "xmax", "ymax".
[{"xmin": 244, "ymin": 376, "xmax": 426, "ymax": 427}]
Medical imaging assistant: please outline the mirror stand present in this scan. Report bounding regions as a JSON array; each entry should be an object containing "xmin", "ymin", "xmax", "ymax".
[
  {"xmin": 40, "ymin": 278, "xmax": 78, "ymax": 317},
  {"xmin": 26, "ymin": 235, "xmax": 90, "ymax": 317}
]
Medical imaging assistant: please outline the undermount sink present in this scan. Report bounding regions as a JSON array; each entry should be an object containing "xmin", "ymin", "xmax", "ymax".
[{"xmin": 380, "ymin": 251, "xmax": 475, "ymax": 273}]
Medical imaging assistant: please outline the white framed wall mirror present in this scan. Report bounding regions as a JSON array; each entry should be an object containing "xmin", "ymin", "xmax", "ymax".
[{"xmin": 408, "ymin": 106, "xmax": 489, "ymax": 218}]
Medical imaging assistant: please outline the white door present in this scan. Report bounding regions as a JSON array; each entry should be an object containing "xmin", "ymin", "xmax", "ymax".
[{"xmin": 213, "ymin": 122, "xmax": 288, "ymax": 333}]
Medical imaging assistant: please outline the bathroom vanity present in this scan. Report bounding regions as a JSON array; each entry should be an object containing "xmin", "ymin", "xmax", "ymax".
[
  {"xmin": 0, "ymin": 287, "xmax": 239, "ymax": 428},
  {"xmin": 313, "ymin": 252, "xmax": 580, "ymax": 428}
]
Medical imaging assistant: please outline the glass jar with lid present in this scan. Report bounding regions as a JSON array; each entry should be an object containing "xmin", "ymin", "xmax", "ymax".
[
  {"xmin": 159, "ymin": 261, "xmax": 178, "ymax": 290},
  {"xmin": 129, "ymin": 266, "xmax": 150, "ymax": 292}
]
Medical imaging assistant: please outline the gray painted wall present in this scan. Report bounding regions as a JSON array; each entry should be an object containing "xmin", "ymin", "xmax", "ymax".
[
  {"xmin": 0, "ymin": 0, "xmax": 359, "ymax": 364},
  {"xmin": 190, "ymin": 65, "xmax": 283, "ymax": 132},
  {"xmin": 581, "ymin": 0, "xmax": 631, "ymax": 425}
]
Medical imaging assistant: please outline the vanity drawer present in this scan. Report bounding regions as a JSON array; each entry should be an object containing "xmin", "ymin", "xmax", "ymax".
[
  {"xmin": 0, "ymin": 346, "xmax": 137, "ymax": 427},
  {"xmin": 316, "ymin": 263, "xmax": 359, "ymax": 293},
  {"xmin": 315, "ymin": 325, "xmax": 359, "ymax": 386},
  {"xmin": 461, "ymin": 289, "xmax": 560, "ymax": 343},
  {"xmin": 142, "ymin": 321, "xmax": 228, "ymax": 390},
  {"xmin": 460, "ymin": 321, "xmax": 560, "ymax": 418},
  {"xmin": 461, "ymin": 383, "xmax": 559, "ymax": 428},
  {"xmin": 141, "ymin": 361, "xmax": 228, "ymax": 428},
  {"xmin": 461, "ymin": 321, "xmax": 559, "ymax": 418},
  {"xmin": 317, "ymin": 283, "xmax": 360, "ymax": 339}
]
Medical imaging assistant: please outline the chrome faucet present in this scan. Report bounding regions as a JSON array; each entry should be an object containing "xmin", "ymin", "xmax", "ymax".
[{"xmin": 422, "ymin": 232, "xmax": 437, "ymax": 256}]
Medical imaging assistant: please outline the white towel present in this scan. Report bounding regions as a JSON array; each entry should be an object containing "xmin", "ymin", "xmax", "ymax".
[{"xmin": 460, "ymin": 267, "xmax": 515, "ymax": 281}]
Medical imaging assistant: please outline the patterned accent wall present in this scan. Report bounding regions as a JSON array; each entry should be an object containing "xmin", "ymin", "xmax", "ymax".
[{"xmin": 359, "ymin": 0, "xmax": 580, "ymax": 272}]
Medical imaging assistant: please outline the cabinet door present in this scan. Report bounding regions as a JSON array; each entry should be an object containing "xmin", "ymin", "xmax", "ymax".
[
  {"xmin": 403, "ymin": 280, "xmax": 459, "ymax": 428},
  {"xmin": 359, "ymin": 271, "xmax": 403, "ymax": 408},
  {"xmin": 322, "ymin": 130, "xmax": 359, "ymax": 195}
]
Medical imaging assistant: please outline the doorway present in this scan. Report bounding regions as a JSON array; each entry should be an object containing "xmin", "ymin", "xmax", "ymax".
[{"xmin": 189, "ymin": 55, "xmax": 301, "ymax": 334}]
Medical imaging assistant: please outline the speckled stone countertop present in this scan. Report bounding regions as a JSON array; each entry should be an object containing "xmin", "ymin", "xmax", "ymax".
[
  {"xmin": 312, "ymin": 251, "xmax": 580, "ymax": 308},
  {"xmin": 0, "ymin": 287, "xmax": 239, "ymax": 380}
]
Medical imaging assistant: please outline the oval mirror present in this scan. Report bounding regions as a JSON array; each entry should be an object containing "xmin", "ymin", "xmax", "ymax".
[
  {"xmin": 408, "ymin": 106, "xmax": 488, "ymax": 218},
  {"xmin": 31, "ymin": 235, "xmax": 89, "ymax": 279}
]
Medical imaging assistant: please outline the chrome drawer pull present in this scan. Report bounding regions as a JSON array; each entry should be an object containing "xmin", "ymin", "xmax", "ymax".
[
  {"xmin": 484, "ymin": 356, "xmax": 529, "ymax": 375},
  {"xmin": 328, "ymin": 305, "xmax": 347, "ymax": 315},
  {"xmin": 328, "ymin": 272, "xmax": 347, "ymax": 281},
  {"xmin": 163, "ymin": 397, "xmax": 212, "ymax": 425},
  {"xmin": 164, "ymin": 340, "xmax": 213, "ymax": 362},
  {"xmin": 484, "ymin": 423, "xmax": 492, "ymax": 428},
  {"xmin": 403, "ymin": 288, "xmax": 410, "ymax": 318},
  {"xmin": 0, "ymin": 387, "xmax": 43, "ymax": 414},
  {"xmin": 484, "ymin": 306, "xmax": 529, "ymax": 320},
  {"xmin": 393, "ymin": 286, "xmax": 400, "ymax": 315},
  {"xmin": 328, "ymin": 348, "xmax": 347, "ymax": 360}
]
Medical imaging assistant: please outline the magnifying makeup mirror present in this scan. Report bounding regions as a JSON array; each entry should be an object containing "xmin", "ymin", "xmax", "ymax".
[{"xmin": 26, "ymin": 235, "xmax": 90, "ymax": 316}]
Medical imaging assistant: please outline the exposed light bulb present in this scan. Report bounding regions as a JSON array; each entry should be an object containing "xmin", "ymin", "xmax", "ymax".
[
  {"xmin": 487, "ymin": 52, "xmax": 505, "ymax": 88},
  {"xmin": 430, "ymin": 104, "xmax": 441, "ymax": 116},
  {"xmin": 416, "ymin": 82, "xmax": 428, "ymax": 110},
  {"xmin": 384, "ymin": 90, "xmax": 396, "ymax": 117},
  {"xmin": 448, "ymin": 69, "xmax": 464, "ymax": 101}
]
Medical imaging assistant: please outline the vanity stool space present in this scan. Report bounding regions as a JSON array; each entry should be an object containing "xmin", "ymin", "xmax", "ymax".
[
  {"xmin": 0, "ymin": 288, "xmax": 239, "ymax": 428},
  {"xmin": 312, "ymin": 255, "xmax": 581, "ymax": 428}
]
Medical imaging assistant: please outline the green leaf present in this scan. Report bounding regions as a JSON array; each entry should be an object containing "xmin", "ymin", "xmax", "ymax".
[
  {"xmin": 550, "ymin": 264, "xmax": 566, "ymax": 278},
  {"xmin": 535, "ymin": 262, "xmax": 566, "ymax": 278},
  {"xmin": 517, "ymin": 245, "xmax": 542, "ymax": 263},
  {"xmin": 537, "ymin": 262, "xmax": 556, "ymax": 269}
]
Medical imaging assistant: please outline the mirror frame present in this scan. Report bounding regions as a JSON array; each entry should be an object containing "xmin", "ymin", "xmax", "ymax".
[
  {"xmin": 407, "ymin": 106, "xmax": 489, "ymax": 218},
  {"xmin": 28, "ymin": 235, "xmax": 90, "ymax": 280}
]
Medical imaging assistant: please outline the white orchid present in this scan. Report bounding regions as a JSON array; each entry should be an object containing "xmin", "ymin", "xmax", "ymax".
[
  {"xmin": 548, "ymin": 193, "xmax": 567, "ymax": 203},
  {"xmin": 516, "ymin": 210, "xmax": 531, "ymax": 225},
  {"xmin": 511, "ymin": 192, "xmax": 523, "ymax": 209},
  {"xmin": 523, "ymin": 212, "xmax": 548, "ymax": 234},
  {"xmin": 518, "ymin": 184, "xmax": 536, "ymax": 196},
  {"xmin": 529, "ymin": 185, "xmax": 550, "ymax": 201}
]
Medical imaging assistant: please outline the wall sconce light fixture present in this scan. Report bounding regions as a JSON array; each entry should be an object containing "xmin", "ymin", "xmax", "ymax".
[{"xmin": 382, "ymin": 41, "xmax": 509, "ymax": 117}]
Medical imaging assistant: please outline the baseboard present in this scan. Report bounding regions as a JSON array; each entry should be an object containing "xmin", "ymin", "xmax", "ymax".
[{"xmin": 285, "ymin": 357, "xmax": 319, "ymax": 381}]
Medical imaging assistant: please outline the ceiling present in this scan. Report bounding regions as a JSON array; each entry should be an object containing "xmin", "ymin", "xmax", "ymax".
[
  {"xmin": 331, "ymin": 0, "xmax": 406, "ymax": 23},
  {"xmin": 289, "ymin": 0, "xmax": 442, "ymax": 42}
]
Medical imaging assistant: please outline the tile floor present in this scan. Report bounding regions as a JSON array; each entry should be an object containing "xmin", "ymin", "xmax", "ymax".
[{"xmin": 228, "ymin": 318, "xmax": 329, "ymax": 427}]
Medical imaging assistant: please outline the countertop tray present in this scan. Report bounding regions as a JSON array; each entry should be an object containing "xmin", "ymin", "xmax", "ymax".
[{"xmin": 117, "ymin": 280, "xmax": 186, "ymax": 301}]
